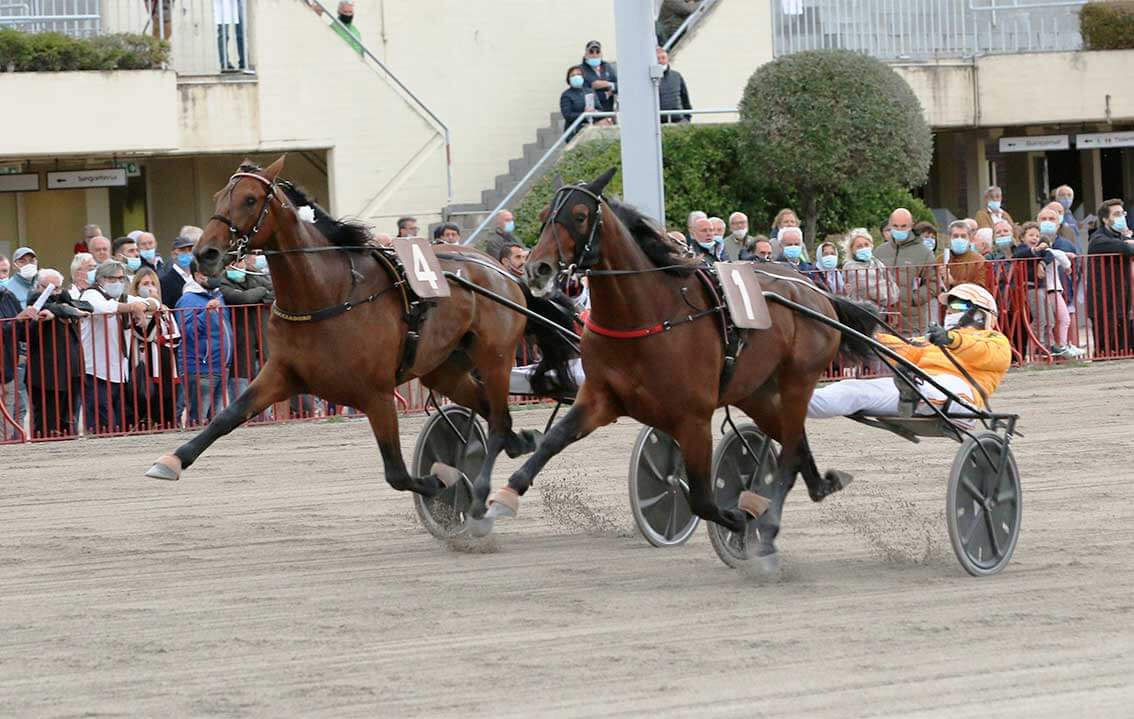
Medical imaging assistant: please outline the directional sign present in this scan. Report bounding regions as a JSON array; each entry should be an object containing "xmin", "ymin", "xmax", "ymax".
[
  {"xmin": 1076, "ymin": 131, "xmax": 1134, "ymax": 150},
  {"xmin": 998, "ymin": 135, "xmax": 1069, "ymax": 153},
  {"xmin": 46, "ymin": 168, "xmax": 127, "ymax": 190},
  {"xmin": 115, "ymin": 161, "xmax": 142, "ymax": 178},
  {"xmin": 0, "ymin": 174, "xmax": 40, "ymax": 193}
]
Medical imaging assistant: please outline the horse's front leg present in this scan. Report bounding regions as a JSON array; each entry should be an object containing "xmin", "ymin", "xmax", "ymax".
[
  {"xmin": 487, "ymin": 383, "xmax": 617, "ymax": 520},
  {"xmin": 145, "ymin": 360, "xmax": 296, "ymax": 480},
  {"xmin": 364, "ymin": 392, "xmax": 447, "ymax": 497}
]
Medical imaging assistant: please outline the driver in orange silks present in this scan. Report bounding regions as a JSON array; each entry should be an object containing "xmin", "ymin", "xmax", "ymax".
[{"xmin": 808, "ymin": 284, "xmax": 1011, "ymax": 417}]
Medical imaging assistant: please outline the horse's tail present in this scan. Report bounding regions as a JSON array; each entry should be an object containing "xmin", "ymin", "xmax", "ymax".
[
  {"xmin": 521, "ymin": 288, "xmax": 580, "ymax": 396},
  {"xmin": 828, "ymin": 295, "xmax": 883, "ymax": 364}
]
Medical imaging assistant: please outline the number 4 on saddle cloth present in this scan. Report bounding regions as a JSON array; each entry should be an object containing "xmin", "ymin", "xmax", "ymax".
[{"xmin": 392, "ymin": 238, "xmax": 451, "ymax": 299}]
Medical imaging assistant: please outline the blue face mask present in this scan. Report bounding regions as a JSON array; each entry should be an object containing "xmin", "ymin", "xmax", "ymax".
[
  {"xmin": 890, "ymin": 229, "xmax": 910, "ymax": 242},
  {"xmin": 995, "ymin": 236, "xmax": 1013, "ymax": 248},
  {"xmin": 854, "ymin": 247, "xmax": 873, "ymax": 263},
  {"xmin": 86, "ymin": 269, "xmax": 97, "ymax": 284},
  {"xmin": 950, "ymin": 238, "xmax": 970, "ymax": 255},
  {"xmin": 226, "ymin": 269, "xmax": 246, "ymax": 283},
  {"xmin": 711, "ymin": 234, "xmax": 724, "ymax": 244},
  {"xmin": 125, "ymin": 257, "xmax": 142, "ymax": 271},
  {"xmin": 140, "ymin": 249, "xmax": 157, "ymax": 262},
  {"xmin": 1059, "ymin": 197, "xmax": 1072, "ymax": 210},
  {"xmin": 987, "ymin": 200, "xmax": 1001, "ymax": 212},
  {"xmin": 1039, "ymin": 220, "xmax": 1059, "ymax": 235},
  {"xmin": 1113, "ymin": 216, "xmax": 1128, "ymax": 232},
  {"xmin": 585, "ymin": 57, "xmax": 601, "ymax": 68},
  {"xmin": 818, "ymin": 254, "xmax": 838, "ymax": 270},
  {"xmin": 504, "ymin": 221, "xmax": 516, "ymax": 234},
  {"xmin": 254, "ymin": 255, "xmax": 268, "ymax": 271},
  {"xmin": 782, "ymin": 245, "xmax": 803, "ymax": 261},
  {"xmin": 176, "ymin": 252, "xmax": 193, "ymax": 269},
  {"xmin": 569, "ymin": 75, "xmax": 584, "ymax": 89},
  {"xmin": 922, "ymin": 237, "xmax": 936, "ymax": 252},
  {"xmin": 697, "ymin": 240, "xmax": 716, "ymax": 250}
]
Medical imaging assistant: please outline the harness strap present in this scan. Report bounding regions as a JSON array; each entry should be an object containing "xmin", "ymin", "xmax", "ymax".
[
  {"xmin": 583, "ymin": 307, "xmax": 718, "ymax": 339},
  {"xmin": 271, "ymin": 284, "xmax": 399, "ymax": 323}
]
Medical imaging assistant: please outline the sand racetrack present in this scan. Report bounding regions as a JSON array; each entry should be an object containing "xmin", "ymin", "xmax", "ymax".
[{"xmin": 3, "ymin": 361, "xmax": 1134, "ymax": 717}]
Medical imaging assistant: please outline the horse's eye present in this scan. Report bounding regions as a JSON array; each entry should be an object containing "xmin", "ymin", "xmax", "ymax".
[
  {"xmin": 245, "ymin": 195, "xmax": 257, "ymax": 207},
  {"xmin": 574, "ymin": 213, "xmax": 586, "ymax": 223}
]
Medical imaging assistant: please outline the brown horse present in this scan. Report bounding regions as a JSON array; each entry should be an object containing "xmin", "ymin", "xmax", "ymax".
[
  {"xmin": 145, "ymin": 157, "xmax": 575, "ymax": 527},
  {"xmin": 485, "ymin": 169, "xmax": 880, "ymax": 568}
]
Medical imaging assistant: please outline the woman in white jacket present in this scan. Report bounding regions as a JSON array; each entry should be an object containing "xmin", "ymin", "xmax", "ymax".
[{"xmin": 840, "ymin": 228, "xmax": 900, "ymax": 320}]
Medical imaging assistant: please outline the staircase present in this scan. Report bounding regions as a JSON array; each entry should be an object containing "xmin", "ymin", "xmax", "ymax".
[{"xmin": 446, "ymin": 112, "xmax": 565, "ymax": 237}]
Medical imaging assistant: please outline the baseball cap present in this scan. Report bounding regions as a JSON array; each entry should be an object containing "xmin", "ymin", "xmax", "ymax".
[
  {"xmin": 172, "ymin": 235, "xmax": 196, "ymax": 249},
  {"xmin": 12, "ymin": 247, "xmax": 36, "ymax": 262},
  {"xmin": 585, "ymin": 40, "xmax": 601, "ymax": 52}
]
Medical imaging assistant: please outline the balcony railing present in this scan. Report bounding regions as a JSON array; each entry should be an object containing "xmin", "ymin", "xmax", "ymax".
[
  {"xmin": 772, "ymin": 0, "xmax": 1087, "ymax": 62},
  {"xmin": 0, "ymin": 0, "xmax": 251, "ymax": 75}
]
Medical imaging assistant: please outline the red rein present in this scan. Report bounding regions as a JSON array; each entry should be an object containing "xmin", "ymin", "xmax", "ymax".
[{"xmin": 583, "ymin": 315, "xmax": 667, "ymax": 339}]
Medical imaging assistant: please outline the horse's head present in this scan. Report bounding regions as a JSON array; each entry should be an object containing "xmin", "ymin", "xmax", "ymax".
[
  {"xmin": 197, "ymin": 155, "xmax": 288, "ymax": 277},
  {"xmin": 525, "ymin": 167, "xmax": 616, "ymax": 297}
]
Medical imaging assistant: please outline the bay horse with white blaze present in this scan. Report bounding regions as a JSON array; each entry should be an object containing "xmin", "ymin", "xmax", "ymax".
[
  {"xmin": 146, "ymin": 157, "xmax": 574, "ymax": 523},
  {"xmin": 485, "ymin": 169, "xmax": 880, "ymax": 568}
]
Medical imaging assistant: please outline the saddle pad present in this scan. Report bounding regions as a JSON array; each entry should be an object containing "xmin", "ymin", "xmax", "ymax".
[
  {"xmin": 715, "ymin": 262, "xmax": 772, "ymax": 330},
  {"xmin": 393, "ymin": 238, "xmax": 451, "ymax": 299}
]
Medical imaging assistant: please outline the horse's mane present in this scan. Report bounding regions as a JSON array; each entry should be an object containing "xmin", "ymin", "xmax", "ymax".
[
  {"xmin": 606, "ymin": 197, "xmax": 697, "ymax": 275},
  {"xmin": 235, "ymin": 163, "xmax": 373, "ymax": 247}
]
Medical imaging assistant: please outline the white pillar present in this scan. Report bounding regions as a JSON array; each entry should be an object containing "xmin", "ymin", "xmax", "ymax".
[{"xmin": 613, "ymin": 0, "xmax": 665, "ymax": 223}]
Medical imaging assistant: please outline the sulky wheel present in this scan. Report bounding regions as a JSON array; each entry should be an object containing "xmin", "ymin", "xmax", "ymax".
[
  {"xmin": 707, "ymin": 424, "xmax": 778, "ymax": 569},
  {"xmin": 947, "ymin": 431, "xmax": 1022, "ymax": 577},
  {"xmin": 628, "ymin": 426, "xmax": 699, "ymax": 547},
  {"xmin": 411, "ymin": 405, "xmax": 487, "ymax": 539}
]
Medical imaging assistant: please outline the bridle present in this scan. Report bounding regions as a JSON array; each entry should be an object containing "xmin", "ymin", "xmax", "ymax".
[
  {"xmin": 539, "ymin": 183, "xmax": 605, "ymax": 283},
  {"xmin": 209, "ymin": 172, "xmax": 288, "ymax": 263}
]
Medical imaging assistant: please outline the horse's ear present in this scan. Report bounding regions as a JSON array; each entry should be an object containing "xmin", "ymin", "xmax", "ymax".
[
  {"xmin": 263, "ymin": 155, "xmax": 287, "ymax": 182},
  {"xmin": 588, "ymin": 166, "xmax": 617, "ymax": 195}
]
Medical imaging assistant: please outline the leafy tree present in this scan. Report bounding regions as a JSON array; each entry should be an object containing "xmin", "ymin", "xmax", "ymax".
[{"xmin": 737, "ymin": 49, "xmax": 932, "ymax": 244}]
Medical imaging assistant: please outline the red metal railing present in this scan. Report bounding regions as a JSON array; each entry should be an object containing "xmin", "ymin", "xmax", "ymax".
[{"xmin": 1, "ymin": 253, "xmax": 1131, "ymax": 444}]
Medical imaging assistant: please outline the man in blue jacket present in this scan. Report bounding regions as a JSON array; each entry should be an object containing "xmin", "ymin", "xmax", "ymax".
[
  {"xmin": 175, "ymin": 262, "xmax": 233, "ymax": 426},
  {"xmin": 580, "ymin": 40, "xmax": 617, "ymax": 113}
]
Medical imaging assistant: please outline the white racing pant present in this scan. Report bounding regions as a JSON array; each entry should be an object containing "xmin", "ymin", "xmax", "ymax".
[
  {"xmin": 509, "ymin": 358, "xmax": 586, "ymax": 395},
  {"xmin": 808, "ymin": 374, "xmax": 977, "ymax": 419}
]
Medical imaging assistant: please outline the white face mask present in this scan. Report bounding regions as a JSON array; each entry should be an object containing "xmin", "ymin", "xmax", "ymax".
[
  {"xmin": 943, "ymin": 312, "xmax": 964, "ymax": 329},
  {"xmin": 18, "ymin": 263, "xmax": 37, "ymax": 281},
  {"xmin": 138, "ymin": 285, "xmax": 157, "ymax": 299},
  {"xmin": 101, "ymin": 281, "xmax": 125, "ymax": 298}
]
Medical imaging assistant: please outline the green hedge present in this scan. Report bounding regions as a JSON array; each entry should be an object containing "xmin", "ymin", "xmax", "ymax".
[
  {"xmin": 1080, "ymin": 2, "xmax": 1134, "ymax": 50},
  {"xmin": 0, "ymin": 30, "xmax": 168, "ymax": 72},
  {"xmin": 514, "ymin": 123, "xmax": 933, "ymax": 248}
]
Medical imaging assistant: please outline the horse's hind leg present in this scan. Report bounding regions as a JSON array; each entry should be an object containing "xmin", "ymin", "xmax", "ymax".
[
  {"xmin": 363, "ymin": 392, "xmax": 445, "ymax": 497},
  {"xmin": 145, "ymin": 360, "xmax": 296, "ymax": 480}
]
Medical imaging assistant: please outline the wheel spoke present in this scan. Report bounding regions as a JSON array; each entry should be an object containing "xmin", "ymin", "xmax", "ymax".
[
  {"xmin": 665, "ymin": 493, "xmax": 678, "ymax": 539},
  {"xmin": 960, "ymin": 505, "xmax": 984, "ymax": 546},
  {"xmin": 960, "ymin": 476, "xmax": 988, "ymax": 503},
  {"xmin": 994, "ymin": 486, "xmax": 1017, "ymax": 504},
  {"xmin": 638, "ymin": 491, "xmax": 670, "ymax": 511},
  {"xmin": 640, "ymin": 450, "xmax": 670, "ymax": 485},
  {"xmin": 984, "ymin": 510, "xmax": 1002, "ymax": 558}
]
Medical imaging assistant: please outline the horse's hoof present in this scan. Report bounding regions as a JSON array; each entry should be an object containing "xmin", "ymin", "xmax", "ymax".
[
  {"xmin": 810, "ymin": 470, "xmax": 853, "ymax": 503},
  {"xmin": 145, "ymin": 454, "xmax": 182, "ymax": 481},
  {"xmin": 466, "ymin": 515, "xmax": 496, "ymax": 538},
  {"xmin": 430, "ymin": 462, "xmax": 467, "ymax": 489},
  {"xmin": 738, "ymin": 491, "xmax": 770, "ymax": 518},
  {"xmin": 505, "ymin": 429, "xmax": 543, "ymax": 458},
  {"xmin": 485, "ymin": 487, "xmax": 520, "ymax": 520},
  {"xmin": 738, "ymin": 548, "xmax": 781, "ymax": 579}
]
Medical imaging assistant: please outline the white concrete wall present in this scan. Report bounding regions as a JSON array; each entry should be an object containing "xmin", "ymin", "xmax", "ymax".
[
  {"xmin": 669, "ymin": 0, "xmax": 770, "ymax": 117},
  {"xmin": 2, "ymin": 71, "xmax": 179, "ymax": 156},
  {"xmin": 358, "ymin": 0, "xmax": 618, "ymax": 205}
]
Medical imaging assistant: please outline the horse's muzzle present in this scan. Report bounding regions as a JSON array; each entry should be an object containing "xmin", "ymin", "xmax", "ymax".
[
  {"xmin": 194, "ymin": 246, "xmax": 225, "ymax": 277},
  {"xmin": 524, "ymin": 260, "xmax": 555, "ymax": 297}
]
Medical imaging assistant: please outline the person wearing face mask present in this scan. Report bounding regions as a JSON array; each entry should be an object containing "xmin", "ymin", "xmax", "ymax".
[
  {"xmin": 914, "ymin": 222, "xmax": 938, "ymax": 256},
  {"xmin": 841, "ymin": 228, "xmax": 898, "ymax": 315},
  {"xmin": 218, "ymin": 256, "xmax": 274, "ymax": 405},
  {"xmin": 655, "ymin": 46, "xmax": 691, "ymax": 124},
  {"xmin": 708, "ymin": 215, "xmax": 727, "ymax": 255},
  {"xmin": 125, "ymin": 267, "xmax": 181, "ymax": 429},
  {"xmin": 483, "ymin": 210, "xmax": 519, "ymax": 261},
  {"xmin": 176, "ymin": 261, "xmax": 234, "ymax": 426},
  {"xmin": 689, "ymin": 216, "xmax": 723, "ymax": 262},
  {"xmin": 749, "ymin": 237, "xmax": 774, "ymax": 262},
  {"xmin": 580, "ymin": 41, "xmax": 618, "ymax": 114},
  {"xmin": 941, "ymin": 220, "xmax": 988, "ymax": 293},
  {"xmin": 68, "ymin": 252, "xmax": 97, "ymax": 300},
  {"xmin": 560, "ymin": 66, "xmax": 596, "ymax": 139},
  {"xmin": 808, "ymin": 284, "xmax": 1010, "ymax": 418},
  {"xmin": 327, "ymin": 0, "xmax": 363, "ymax": 54},
  {"xmin": 774, "ymin": 227, "xmax": 816, "ymax": 277},
  {"xmin": 985, "ymin": 220, "xmax": 1015, "ymax": 261},
  {"xmin": 874, "ymin": 207, "xmax": 939, "ymax": 334},
  {"xmin": 79, "ymin": 260, "xmax": 155, "ymax": 433},
  {"xmin": 815, "ymin": 241, "xmax": 845, "ymax": 294},
  {"xmin": 23, "ymin": 269, "xmax": 90, "ymax": 437},
  {"xmin": 975, "ymin": 185, "xmax": 1014, "ymax": 229},
  {"xmin": 129, "ymin": 230, "xmax": 164, "ymax": 271},
  {"xmin": 7, "ymin": 247, "xmax": 39, "ymax": 306},
  {"xmin": 725, "ymin": 212, "xmax": 751, "ymax": 261},
  {"xmin": 1088, "ymin": 199, "xmax": 1134, "ymax": 356},
  {"xmin": 112, "ymin": 236, "xmax": 144, "ymax": 279},
  {"xmin": 1052, "ymin": 185, "xmax": 1083, "ymax": 252},
  {"xmin": 160, "ymin": 234, "xmax": 197, "ymax": 307}
]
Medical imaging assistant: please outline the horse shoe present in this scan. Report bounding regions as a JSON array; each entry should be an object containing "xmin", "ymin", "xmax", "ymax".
[{"xmin": 144, "ymin": 453, "xmax": 183, "ymax": 481}]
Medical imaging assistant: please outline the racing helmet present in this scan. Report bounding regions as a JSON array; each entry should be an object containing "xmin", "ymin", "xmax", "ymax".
[{"xmin": 945, "ymin": 283, "xmax": 998, "ymax": 330}]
